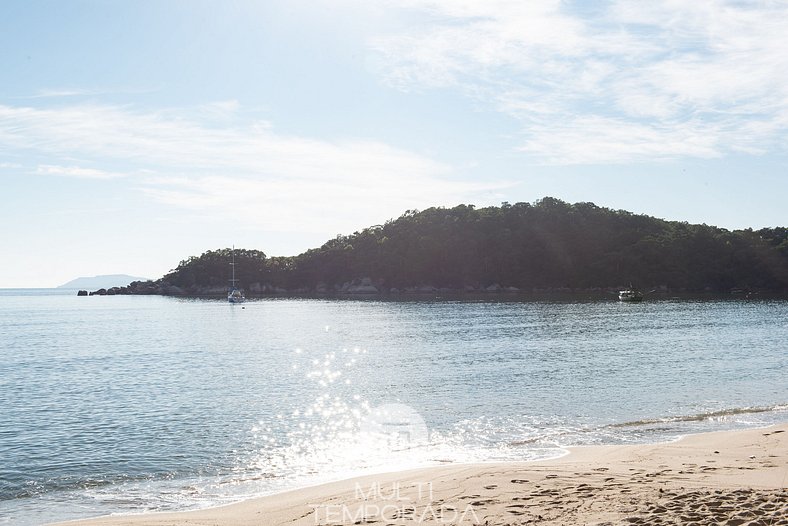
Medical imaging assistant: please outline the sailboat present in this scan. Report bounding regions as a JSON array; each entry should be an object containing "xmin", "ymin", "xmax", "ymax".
[
  {"xmin": 228, "ymin": 246, "xmax": 245, "ymax": 304},
  {"xmin": 618, "ymin": 284, "xmax": 644, "ymax": 302}
]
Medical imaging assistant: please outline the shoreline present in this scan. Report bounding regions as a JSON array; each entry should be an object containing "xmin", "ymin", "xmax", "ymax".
[
  {"xmin": 75, "ymin": 290, "xmax": 788, "ymax": 301},
  {"xmin": 55, "ymin": 423, "xmax": 788, "ymax": 526}
]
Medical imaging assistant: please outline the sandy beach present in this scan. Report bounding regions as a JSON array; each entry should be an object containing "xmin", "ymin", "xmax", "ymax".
[{"xmin": 57, "ymin": 424, "xmax": 787, "ymax": 526}]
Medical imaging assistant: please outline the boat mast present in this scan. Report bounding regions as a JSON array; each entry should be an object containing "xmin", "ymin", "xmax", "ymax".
[{"xmin": 230, "ymin": 245, "xmax": 238, "ymax": 289}]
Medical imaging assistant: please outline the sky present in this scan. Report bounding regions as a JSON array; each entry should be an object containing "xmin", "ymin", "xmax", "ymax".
[{"xmin": 1, "ymin": 0, "xmax": 787, "ymax": 287}]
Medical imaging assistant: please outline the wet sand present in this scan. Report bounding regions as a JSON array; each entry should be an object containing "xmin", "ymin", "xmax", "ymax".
[{"xmin": 57, "ymin": 424, "xmax": 787, "ymax": 525}]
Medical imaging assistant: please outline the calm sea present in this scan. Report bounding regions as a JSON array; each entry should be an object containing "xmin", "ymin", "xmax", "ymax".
[{"xmin": 0, "ymin": 289, "xmax": 786, "ymax": 524}]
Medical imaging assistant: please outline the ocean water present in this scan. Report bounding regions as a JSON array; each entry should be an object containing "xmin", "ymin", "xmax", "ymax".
[{"xmin": 0, "ymin": 290, "xmax": 786, "ymax": 524}]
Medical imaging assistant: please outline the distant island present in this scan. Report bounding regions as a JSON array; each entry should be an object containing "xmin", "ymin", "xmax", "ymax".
[
  {"xmin": 61, "ymin": 274, "xmax": 148, "ymax": 290},
  {"xmin": 92, "ymin": 198, "xmax": 788, "ymax": 297}
]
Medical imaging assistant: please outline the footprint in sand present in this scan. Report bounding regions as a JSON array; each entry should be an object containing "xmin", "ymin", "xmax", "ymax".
[{"xmin": 470, "ymin": 499, "xmax": 496, "ymax": 506}]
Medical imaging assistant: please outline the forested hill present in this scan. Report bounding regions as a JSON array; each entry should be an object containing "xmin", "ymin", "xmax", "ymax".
[{"xmin": 146, "ymin": 198, "xmax": 788, "ymax": 295}]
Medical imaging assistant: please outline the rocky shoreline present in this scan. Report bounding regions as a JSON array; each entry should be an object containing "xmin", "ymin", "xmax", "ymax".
[
  {"xmin": 77, "ymin": 277, "xmax": 625, "ymax": 297},
  {"xmin": 77, "ymin": 278, "xmax": 766, "ymax": 298}
]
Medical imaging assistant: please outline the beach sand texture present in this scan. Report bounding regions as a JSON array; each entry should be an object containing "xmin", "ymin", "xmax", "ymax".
[{"xmin": 59, "ymin": 424, "xmax": 787, "ymax": 526}]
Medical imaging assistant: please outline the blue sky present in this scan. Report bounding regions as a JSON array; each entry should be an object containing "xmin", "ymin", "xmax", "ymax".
[{"xmin": 1, "ymin": 0, "xmax": 787, "ymax": 287}]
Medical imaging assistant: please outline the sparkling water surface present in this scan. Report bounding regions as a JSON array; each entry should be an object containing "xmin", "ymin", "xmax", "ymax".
[{"xmin": 1, "ymin": 290, "xmax": 786, "ymax": 524}]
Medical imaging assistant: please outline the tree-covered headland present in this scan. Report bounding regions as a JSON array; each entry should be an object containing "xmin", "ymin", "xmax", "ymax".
[{"xmin": 120, "ymin": 198, "xmax": 788, "ymax": 296}]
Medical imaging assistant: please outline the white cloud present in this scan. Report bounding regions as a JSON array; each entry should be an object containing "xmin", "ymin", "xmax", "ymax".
[
  {"xmin": 518, "ymin": 116, "xmax": 720, "ymax": 165},
  {"xmin": 36, "ymin": 164, "xmax": 126, "ymax": 179},
  {"xmin": 370, "ymin": 0, "xmax": 788, "ymax": 164},
  {"xmin": 0, "ymin": 102, "xmax": 507, "ymax": 233},
  {"xmin": 200, "ymin": 99, "xmax": 242, "ymax": 119},
  {"xmin": 0, "ymin": 104, "xmax": 447, "ymax": 177},
  {"xmin": 28, "ymin": 88, "xmax": 101, "ymax": 98},
  {"xmin": 15, "ymin": 86, "xmax": 159, "ymax": 99},
  {"xmin": 139, "ymin": 172, "xmax": 504, "ymax": 233}
]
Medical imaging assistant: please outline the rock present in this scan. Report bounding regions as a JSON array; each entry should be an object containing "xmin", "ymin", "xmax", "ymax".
[
  {"xmin": 346, "ymin": 283, "xmax": 379, "ymax": 294},
  {"xmin": 77, "ymin": 290, "xmax": 88, "ymax": 296},
  {"xmin": 125, "ymin": 280, "xmax": 159, "ymax": 295}
]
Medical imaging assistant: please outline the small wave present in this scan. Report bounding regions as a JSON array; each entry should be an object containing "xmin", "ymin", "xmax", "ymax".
[
  {"xmin": 508, "ymin": 430, "xmax": 576, "ymax": 446},
  {"xmin": 0, "ymin": 472, "xmax": 171, "ymax": 502},
  {"xmin": 608, "ymin": 404, "xmax": 788, "ymax": 428},
  {"xmin": 504, "ymin": 404, "xmax": 788, "ymax": 447}
]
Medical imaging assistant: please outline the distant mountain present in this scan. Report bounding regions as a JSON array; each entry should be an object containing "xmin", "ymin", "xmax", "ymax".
[{"xmin": 58, "ymin": 274, "xmax": 149, "ymax": 289}]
